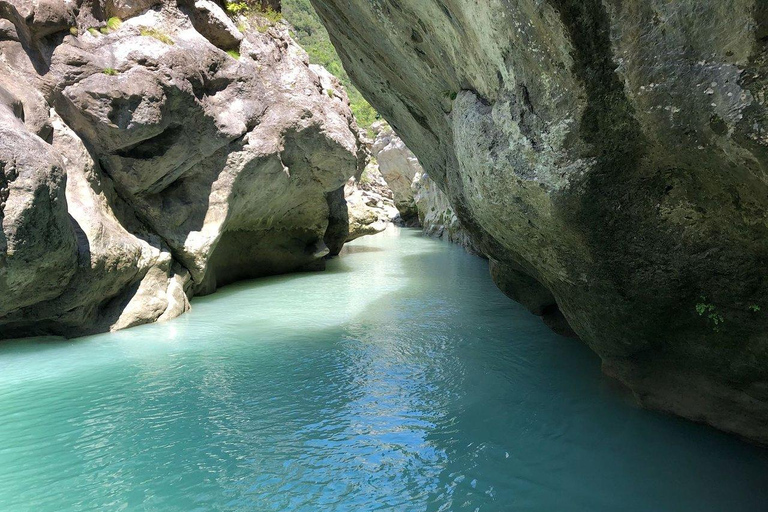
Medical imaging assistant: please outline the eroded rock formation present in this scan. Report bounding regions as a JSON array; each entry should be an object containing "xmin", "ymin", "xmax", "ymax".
[
  {"xmin": 0, "ymin": 0, "xmax": 364, "ymax": 337},
  {"xmin": 371, "ymin": 122, "xmax": 420, "ymax": 224},
  {"xmin": 310, "ymin": 0, "xmax": 768, "ymax": 443},
  {"xmin": 371, "ymin": 121, "xmax": 477, "ymax": 250}
]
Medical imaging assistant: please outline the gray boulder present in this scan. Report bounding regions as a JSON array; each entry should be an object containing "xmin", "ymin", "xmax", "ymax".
[{"xmin": 0, "ymin": 0, "xmax": 364, "ymax": 337}]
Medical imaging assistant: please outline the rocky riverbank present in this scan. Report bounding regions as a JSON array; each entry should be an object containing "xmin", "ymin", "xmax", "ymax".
[{"xmin": 0, "ymin": 0, "xmax": 366, "ymax": 338}]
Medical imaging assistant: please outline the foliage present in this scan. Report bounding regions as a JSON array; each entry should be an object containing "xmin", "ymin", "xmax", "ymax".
[
  {"xmin": 225, "ymin": 1, "xmax": 250, "ymax": 15},
  {"xmin": 87, "ymin": 27, "xmax": 99, "ymax": 36},
  {"xmin": 261, "ymin": 7, "xmax": 283, "ymax": 23},
  {"xmin": 140, "ymin": 27, "xmax": 174, "ymax": 45},
  {"xmin": 749, "ymin": 304, "xmax": 761, "ymax": 312},
  {"xmin": 69, "ymin": 27, "xmax": 78, "ymax": 36},
  {"xmin": 359, "ymin": 168, "xmax": 372, "ymax": 185},
  {"xmin": 226, "ymin": 49, "xmax": 241, "ymax": 59},
  {"xmin": 107, "ymin": 17, "xmax": 123, "ymax": 31},
  {"xmin": 225, "ymin": 1, "xmax": 282, "ymax": 22},
  {"xmin": 103, "ymin": 68, "xmax": 118, "ymax": 76},
  {"xmin": 695, "ymin": 297, "xmax": 724, "ymax": 332},
  {"xmin": 282, "ymin": 0, "xmax": 380, "ymax": 129}
]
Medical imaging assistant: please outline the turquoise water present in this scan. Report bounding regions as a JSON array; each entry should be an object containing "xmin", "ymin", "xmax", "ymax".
[{"xmin": 1, "ymin": 227, "xmax": 767, "ymax": 511}]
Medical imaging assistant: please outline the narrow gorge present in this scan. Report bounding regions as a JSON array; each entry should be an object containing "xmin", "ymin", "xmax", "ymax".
[
  {"xmin": 309, "ymin": 0, "xmax": 768, "ymax": 445},
  {"xmin": 1, "ymin": 1, "xmax": 768, "ymax": 510}
]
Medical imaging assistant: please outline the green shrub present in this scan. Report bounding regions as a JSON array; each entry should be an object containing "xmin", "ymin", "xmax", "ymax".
[
  {"xmin": 87, "ymin": 27, "xmax": 99, "ymax": 36},
  {"xmin": 69, "ymin": 27, "xmax": 79, "ymax": 36},
  {"xmin": 695, "ymin": 297, "xmax": 724, "ymax": 332},
  {"xmin": 103, "ymin": 68, "xmax": 118, "ymax": 76},
  {"xmin": 226, "ymin": 49, "xmax": 241, "ymax": 59},
  {"xmin": 99, "ymin": 27, "xmax": 109, "ymax": 34},
  {"xmin": 225, "ymin": 1, "xmax": 249, "ymax": 15},
  {"xmin": 282, "ymin": 0, "xmax": 380, "ymax": 129},
  {"xmin": 326, "ymin": 88, "xmax": 335, "ymax": 98},
  {"xmin": 106, "ymin": 17, "xmax": 122, "ymax": 31},
  {"xmin": 261, "ymin": 7, "xmax": 282, "ymax": 23},
  {"xmin": 140, "ymin": 27, "xmax": 174, "ymax": 45}
]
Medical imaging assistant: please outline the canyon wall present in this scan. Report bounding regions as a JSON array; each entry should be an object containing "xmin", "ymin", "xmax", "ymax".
[
  {"xmin": 371, "ymin": 122, "xmax": 477, "ymax": 250},
  {"xmin": 310, "ymin": 0, "xmax": 768, "ymax": 443},
  {"xmin": 0, "ymin": 0, "xmax": 365, "ymax": 338}
]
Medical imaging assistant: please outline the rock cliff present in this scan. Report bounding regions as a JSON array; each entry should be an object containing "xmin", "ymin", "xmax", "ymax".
[
  {"xmin": 371, "ymin": 122, "xmax": 421, "ymax": 224},
  {"xmin": 310, "ymin": 0, "xmax": 768, "ymax": 443},
  {"xmin": 371, "ymin": 122, "xmax": 477, "ymax": 250},
  {"xmin": 0, "ymin": 0, "xmax": 365, "ymax": 338}
]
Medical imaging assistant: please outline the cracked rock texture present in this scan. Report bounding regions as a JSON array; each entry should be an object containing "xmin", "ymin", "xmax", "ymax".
[
  {"xmin": 311, "ymin": 0, "xmax": 768, "ymax": 443},
  {"xmin": 0, "ymin": 0, "xmax": 364, "ymax": 338}
]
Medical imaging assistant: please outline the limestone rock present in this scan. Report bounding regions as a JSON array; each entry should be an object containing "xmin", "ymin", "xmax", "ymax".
[
  {"xmin": 0, "ymin": 1, "xmax": 364, "ymax": 337},
  {"xmin": 371, "ymin": 121, "xmax": 421, "ymax": 224},
  {"xmin": 310, "ymin": 0, "xmax": 768, "ymax": 443},
  {"xmin": 187, "ymin": 0, "xmax": 243, "ymax": 50},
  {"xmin": 344, "ymin": 163, "xmax": 397, "ymax": 242},
  {"xmin": 105, "ymin": 0, "xmax": 163, "ymax": 19},
  {"xmin": 370, "ymin": 122, "xmax": 476, "ymax": 249},
  {"xmin": 412, "ymin": 170, "xmax": 478, "ymax": 253}
]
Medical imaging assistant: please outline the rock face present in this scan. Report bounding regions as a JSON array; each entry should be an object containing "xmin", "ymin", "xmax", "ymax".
[
  {"xmin": 311, "ymin": 0, "xmax": 768, "ymax": 443},
  {"xmin": 412, "ymin": 171, "xmax": 478, "ymax": 253},
  {"xmin": 0, "ymin": 0, "xmax": 364, "ymax": 338},
  {"xmin": 371, "ymin": 122, "xmax": 477, "ymax": 250},
  {"xmin": 371, "ymin": 122, "xmax": 421, "ymax": 224},
  {"xmin": 345, "ymin": 162, "xmax": 398, "ymax": 242}
]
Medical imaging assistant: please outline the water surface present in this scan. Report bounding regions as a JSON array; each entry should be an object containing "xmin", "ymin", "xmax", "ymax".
[{"xmin": 1, "ymin": 227, "xmax": 767, "ymax": 511}]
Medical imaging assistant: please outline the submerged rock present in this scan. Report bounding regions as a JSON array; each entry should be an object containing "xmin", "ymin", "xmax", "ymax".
[
  {"xmin": 0, "ymin": 0, "xmax": 364, "ymax": 337},
  {"xmin": 310, "ymin": 0, "xmax": 768, "ymax": 443}
]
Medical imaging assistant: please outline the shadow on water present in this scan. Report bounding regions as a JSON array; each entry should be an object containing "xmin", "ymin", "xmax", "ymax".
[{"xmin": 338, "ymin": 244, "xmax": 385, "ymax": 254}]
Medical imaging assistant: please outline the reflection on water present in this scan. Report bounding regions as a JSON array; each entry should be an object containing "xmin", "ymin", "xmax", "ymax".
[{"xmin": 1, "ymin": 227, "xmax": 767, "ymax": 511}]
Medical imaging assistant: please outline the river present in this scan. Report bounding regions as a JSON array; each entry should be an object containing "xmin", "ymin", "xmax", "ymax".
[{"xmin": 1, "ymin": 227, "xmax": 766, "ymax": 511}]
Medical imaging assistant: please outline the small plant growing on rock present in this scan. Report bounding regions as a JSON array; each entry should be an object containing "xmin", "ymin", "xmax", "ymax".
[
  {"xmin": 140, "ymin": 27, "xmax": 174, "ymax": 45},
  {"xmin": 326, "ymin": 88, "xmax": 335, "ymax": 98},
  {"xmin": 696, "ymin": 297, "xmax": 724, "ymax": 332},
  {"xmin": 442, "ymin": 90, "xmax": 458, "ymax": 101},
  {"xmin": 106, "ymin": 17, "xmax": 123, "ymax": 31},
  {"xmin": 87, "ymin": 27, "xmax": 100, "ymax": 36},
  {"xmin": 69, "ymin": 26, "xmax": 78, "ymax": 36},
  {"xmin": 226, "ymin": 49, "xmax": 241, "ymax": 59},
  {"xmin": 225, "ymin": 1, "xmax": 282, "ymax": 24},
  {"xmin": 260, "ymin": 7, "xmax": 282, "ymax": 23},
  {"xmin": 749, "ymin": 304, "xmax": 761, "ymax": 313},
  {"xmin": 103, "ymin": 68, "xmax": 118, "ymax": 76},
  {"xmin": 225, "ymin": 1, "xmax": 249, "ymax": 15}
]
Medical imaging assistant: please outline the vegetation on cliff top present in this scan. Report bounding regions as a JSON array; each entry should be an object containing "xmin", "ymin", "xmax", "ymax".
[
  {"xmin": 223, "ymin": 0, "xmax": 379, "ymax": 130},
  {"xmin": 282, "ymin": 0, "xmax": 380, "ymax": 130}
]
